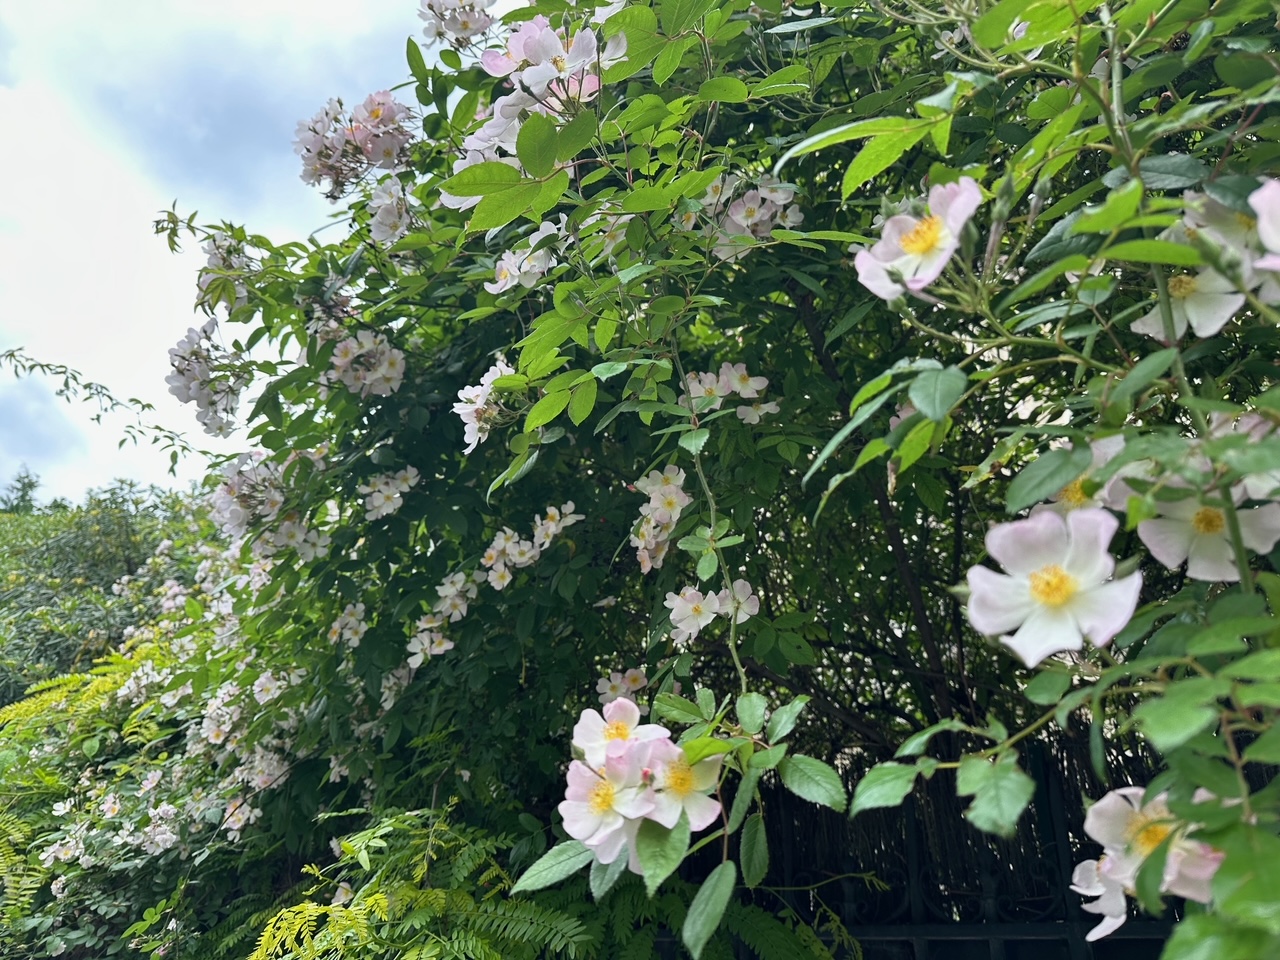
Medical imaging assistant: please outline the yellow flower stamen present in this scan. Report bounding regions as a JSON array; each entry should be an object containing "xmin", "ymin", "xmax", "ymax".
[
  {"xmin": 1028, "ymin": 564, "xmax": 1079, "ymax": 607},
  {"xmin": 899, "ymin": 215, "xmax": 944, "ymax": 255},
  {"xmin": 588, "ymin": 780, "xmax": 615, "ymax": 815},
  {"xmin": 603, "ymin": 720, "xmax": 630, "ymax": 741},
  {"xmin": 1128, "ymin": 815, "xmax": 1175, "ymax": 858},
  {"xmin": 663, "ymin": 758, "xmax": 694, "ymax": 798},
  {"xmin": 1057, "ymin": 478, "xmax": 1090, "ymax": 509},
  {"xmin": 1168, "ymin": 274, "xmax": 1197, "ymax": 298},
  {"xmin": 1192, "ymin": 507, "xmax": 1225, "ymax": 535}
]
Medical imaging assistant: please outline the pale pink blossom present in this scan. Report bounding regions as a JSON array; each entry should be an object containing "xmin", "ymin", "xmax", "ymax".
[
  {"xmin": 718, "ymin": 362, "xmax": 768, "ymax": 398},
  {"xmin": 736, "ymin": 400, "xmax": 779, "ymax": 424},
  {"xmin": 853, "ymin": 177, "xmax": 983, "ymax": 300},
  {"xmin": 1137, "ymin": 489, "xmax": 1280, "ymax": 582},
  {"xmin": 644, "ymin": 738, "xmax": 723, "ymax": 832},
  {"xmin": 558, "ymin": 751, "xmax": 655, "ymax": 863},
  {"xmin": 572, "ymin": 697, "xmax": 669, "ymax": 768},
  {"xmin": 1130, "ymin": 270, "xmax": 1245, "ymax": 341},
  {"xmin": 966, "ymin": 508, "xmax": 1142, "ymax": 667},
  {"xmin": 717, "ymin": 579, "xmax": 759, "ymax": 623},
  {"xmin": 664, "ymin": 587, "xmax": 722, "ymax": 645}
]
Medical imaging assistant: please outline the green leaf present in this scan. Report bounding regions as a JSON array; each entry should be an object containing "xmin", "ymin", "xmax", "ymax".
[
  {"xmin": 748, "ymin": 743, "xmax": 787, "ymax": 770},
  {"xmin": 696, "ymin": 549, "xmax": 719, "ymax": 581},
  {"xmin": 740, "ymin": 814, "xmax": 768, "ymax": 888},
  {"xmin": 908, "ymin": 366, "xmax": 967, "ymax": 421},
  {"xmin": 660, "ymin": 0, "xmax": 716, "ymax": 34},
  {"xmin": 440, "ymin": 161, "xmax": 523, "ymax": 197},
  {"xmin": 1024, "ymin": 670, "xmax": 1072, "ymax": 706},
  {"xmin": 727, "ymin": 766, "xmax": 761, "ymax": 834},
  {"xmin": 468, "ymin": 181, "xmax": 541, "ymax": 231},
  {"xmin": 557, "ymin": 112, "xmax": 598, "ymax": 161},
  {"xmin": 697, "ymin": 77, "xmax": 749, "ymax": 102},
  {"xmin": 516, "ymin": 114, "xmax": 558, "ymax": 178},
  {"xmin": 635, "ymin": 814, "xmax": 691, "ymax": 896},
  {"xmin": 1070, "ymin": 178, "xmax": 1144, "ymax": 234},
  {"xmin": 736, "ymin": 692, "xmax": 767, "ymax": 735},
  {"xmin": 1134, "ymin": 679, "xmax": 1228, "ymax": 752},
  {"xmin": 589, "ymin": 851, "xmax": 628, "ymax": 901},
  {"xmin": 842, "ymin": 126, "xmax": 934, "ymax": 197},
  {"xmin": 680, "ymin": 428, "xmax": 710, "ymax": 455},
  {"xmin": 956, "ymin": 752, "xmax": 1034, "ymax": 838},
  {"xmin": 894, "ymin": 717, "xmax": 966, "ymax": 757},
  {"xmin": 1105, "ymin": 239, "xmax": 1204, "ymax": 266},
  {"xmin": 1163, "ymin": 914, "xmax": 1280, "ymax": 960},
  {"xmin": 653, "ymin": 692, "xmax": 704, "ymax": 724},
  {"xmin": 406, "ymin": 38, "xmax": 431, "ymax": 86},
  {"xmin": 895, "ymin": 418, "xmax": 935, "ymax": 474},
  {"xmin": 776, "ymin": 116, "xmax": 928, "ymax": 169},
  {"xmin": 568, "ymin": 379, "xmax": 598, "ymax": 426},
  {"xmin": 524, "ymin": 390, "xmax": 573, "ymax": 432},
  {"xmin": 850, "ymin": 761, "xmax": 919, "ymax": 815},
  {"xmin": 765, "ymin": 695, "xmax": 809, "ymax": 741},
  {"xmin": 511, "ymin": 840, "xmax": 594, "ymax": 894},
  {"xmin": 681, "ymin": 861, "xmax": 737, "ymax": 959},
  {"xmin": 778, "ymin": 754, "xmax": 846, "ymax": 812},
  {"xmin": 653, "ymin": 34, "xmax": 697, "ymax": 84},
  {"xmin": 622, "ymin": 185, "xmax": 676, "ymax": 212},
  {"xmin": 683, "ymin": 736, "xmax": 745, "ymax": 765},
  {"xmin": 1005, "ymin": 444, "xmax": 1093, "ymax": 514},
  {"xmin": 1243, "ymin": 725, "xmax": 1280, "ymax": 764},
  {"xmin": 1214, "ymin": 826, "xmax": 1280, "ymax": 935},
  {"xmin": 1110, "ymin": 347, "xmax": 1179, "ymax": 405}
]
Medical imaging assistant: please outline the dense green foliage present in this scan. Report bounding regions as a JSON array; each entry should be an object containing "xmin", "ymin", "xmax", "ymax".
[{"xmin": 3, "ymin": 0, "xmax": 1280, "ymax": 957}]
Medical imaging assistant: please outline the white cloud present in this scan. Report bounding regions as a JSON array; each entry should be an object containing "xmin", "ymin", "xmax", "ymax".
[{"xmin": 0, "ymin": 0, "xmax": 420, "ymax": 504}]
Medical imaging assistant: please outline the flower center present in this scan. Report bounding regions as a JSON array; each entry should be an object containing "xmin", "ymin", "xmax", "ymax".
[
  {"xmin": 603, "ymin": 720, "xmax": 630, "ymax": 741},
  {"xmin": 588, "ymin": 779, "xmax": 615, "ymax": 815},
  {"xmin": 899, "ymin": 215, "xmax": 944, "ymax": 255},
  {"xmin": 1028, "ymin": 565, "xmax": 1079, "ymax": 607},
  {"xmin": 1167, "ymin": 274, "xmax": 1197, "ymax": 298},
  {"xmin": 1235, "ymin": 212, "xmax": 1257, "ymax": 230},
  {"xmin": 551, "ymin": 54, "xmax": 568, "ymax": 72},
  {"xmin": 1057, "ymin": 478, "xmax": 1090, "ymax": 509},
  {"xmin": 1129, "ymin": 816, "xmax": 1175, "ymax": 858},
  {"xmin": 663, "ymin": 759, "xmax": 694, "ymax": 798},
  {"xmin": 1191, "ymin": 507, "xmax": 1225, "ymax": 535}
]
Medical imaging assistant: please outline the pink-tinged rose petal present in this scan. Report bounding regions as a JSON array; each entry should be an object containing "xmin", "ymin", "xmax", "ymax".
[
  {"xmin": 1084, "ymin": 912, "xmax": 1128, "ymax": 942},
  {"xmin": 1184, "ymin": 290, "xmax": 1244, "ymax": 338},
  {"xmin": 682, "ymin": 791, "xmax": 723, "ymax": 832},
  {"xmin": 604, "ymin": 697, "xmax": 641, "ymax": 727},
  {"xmin": 1069, "ymin": 572, "xmax": 1142, "ymax": 648},
  {"xmin": 966, "ymin": 567, "xmax": 1035, "ymax": 635},
  {"xmin": 931, "ymin": 176, "xmax": 983, "ymax": 235},
  {"xmin": 1249, "ymin": 179, "xmax": 1280, "ymax": 253},
  {"xmin": 853, "ymin": 249, "xmax": 905, "ymax": 300},
  {"xmin": 1239, "ymin": 503, "xmax": 1280, "ymax": 554},
  {"xmin": 1162, "ymin": 844, "xmax": 1222, "ymax": 903},
  {"xmin": 558, "ymin": 799, "xmax": 605, "ymax": 840},
  {"xmin": 1063, "ymin": 508, "xmax": 1120, "ymax": 585},
  {"xmin": 986, "ymin": 510, "xmax": 1070, "ymax": 576},
  {"xmin": 1137, "ymin": 518, "xmax": 1194, "ymax": 571},
  {"xmin": 1083, "ymin": 787, "xmax": 1145, "ymax": 849},
  {"xmin": 1255, "ymin": 253, "xmax": 1280, "ymax": 271},
  {"xmin": 901, "ymin": 245, "xmax": 957, "ymax": 291},
  {"xmin": 1003, "ymin": 605, "xmax": 1084, "ymax": 667},
  {"xmin": 587, "ymin": 820, "xmax": 628, "ymax": 863},
  {"xmin": 1185, "ymin": 532, "xmax": 1238, "ymax": 582}
]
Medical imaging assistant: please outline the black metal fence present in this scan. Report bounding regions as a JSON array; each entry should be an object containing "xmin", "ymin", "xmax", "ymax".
[{"xmin": 690, "ymin": 734, "xmax": 1175, "ymax": 959}]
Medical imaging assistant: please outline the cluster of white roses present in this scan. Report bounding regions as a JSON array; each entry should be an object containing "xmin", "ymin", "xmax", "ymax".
[
  {"xmin": 358, "ymin": 466, "xmax": 421, "ymax": 520},
  {"xmin": 967, "ymin": 422, "xmax": 1280, "ymax": 668},
  {"xmin": 367, "ymin": 177, "xmax": 411, "ymax": 244},
  {"xmin": 664, "ymin": 579, "xmax": 760, "ymax": 646},
  {"xmin": 195, "ymin": 230, "xmax": 250, "ymax": 310},
  {"xmin": 630, "ymin": 465, "xmax": 690, "ymax": 573},
  {"xmin": 680, "ymin": 361, "xmax": 779, "ymax": 424},
  {"xmin": 1072, "ymin": 787, "xmax": 1223, "ymax": 941},
  {"xmin": 165, "ymin": 319, "xmax": 248, "ymax": 438},
  {"xmin": 483, "ymin": 217, "xmax": 566, "ymax": 293},
  {"xmin": 328, "ymin": 602, "xmax": 369, "ymax": 647},
  {"xmin": 1133, "ymin": 179, "xmax": 1280, "ymax": 340},
  {"xmin": 559, "ymin": 697, "xmax": 722, "ymax": 870},
  {"xmin": 294, "ymin": 91, "xmax": 412, "ymax": 200},
  {"xmin": 678, "ymin": 174, "xmax": 804, "ymax": 261},
  {"xmin": 595, "ymin": 666, "xmax": 647, "ymax": 709},
  {"xmin": 453, "ymin": 355, "xmax": 514, "ymax": 453},
  {"xmin": 209, "ymin": 454, "xmax": 287, "ymax": 541},
  {"xmin": 270, "ymin": 513, "xmax": 332, "ymax": 562},
  {"xmin": 325, "ymin": 329, "xmax": 407, "ymax": 398},
  {"xmin": 418, "ymin": 0, "xmax": 496, "ymax": 46}
]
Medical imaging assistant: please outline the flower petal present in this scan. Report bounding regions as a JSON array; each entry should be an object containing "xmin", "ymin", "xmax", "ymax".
[
  {"xmin": 1186, "ymin": 532, "xmax": 1238, "ymax": 582},
  {"xmin": 1083, "ymin": 786, "xmax": 1144, "ymax": 849},
  {"xmin": 1063, "ymin": 508, "xmax": 1119, "ymax": 586},
  {"xmin": 1002, "ymin": 606, "xmax": 1083, "ymax": 667},
  {"xmin": 986, "ymin": 510, "xmax": 1069, "ymax": 576},
  {"xmin": 1239, "ymin": 503, "xmax": 1280, "ymax": 555},
  {"xmin": 1137, "ymin": 518, "xmax": 1194, "ymax": 571},
  {"xmin": 966, "ymin": 566, "xmax": 1035, "ymax": 636},
  {"xmin": 1070, "ymin": 572, "xmax": 1142, "ymax": 648}
]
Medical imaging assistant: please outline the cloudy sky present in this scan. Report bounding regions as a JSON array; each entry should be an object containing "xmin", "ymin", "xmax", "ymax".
[{"xmin": 0, "ymin": 0, "xmax": 420, "ymax": 504}]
